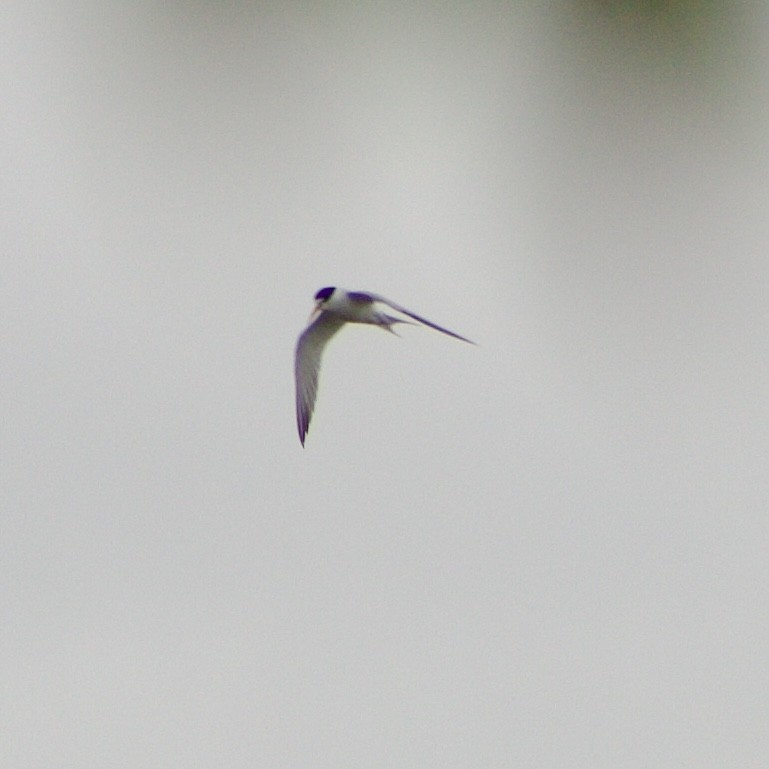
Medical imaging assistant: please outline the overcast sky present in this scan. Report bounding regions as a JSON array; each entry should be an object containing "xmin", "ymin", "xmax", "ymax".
[{"xmin": 3, "ymin": 2, "xmax": 769, "ymax": 767}]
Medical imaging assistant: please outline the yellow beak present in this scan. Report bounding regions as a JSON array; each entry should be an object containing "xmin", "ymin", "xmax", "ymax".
[{"xmin": 307, "ymin": 301, "xmax": 322, "ymax": 324}]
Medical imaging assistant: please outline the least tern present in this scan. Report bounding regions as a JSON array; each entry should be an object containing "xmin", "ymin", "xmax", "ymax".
[{"xmin": 295, "ymin": 286, "xmax": 474, "ymax": 446}]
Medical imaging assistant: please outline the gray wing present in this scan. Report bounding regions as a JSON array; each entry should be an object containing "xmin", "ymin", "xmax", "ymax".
[
  {"xmin": 367, "ymin": 293, "xmax": 475, "ymax": 344},
  {"xmin": 295, "ymin": 312, "xmax": 346, "ymax": 446}
]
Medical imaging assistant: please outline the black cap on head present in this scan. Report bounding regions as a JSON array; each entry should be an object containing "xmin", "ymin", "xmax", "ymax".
[{"xmin": 314, "ymin": 286, "xmax": 335, "ymax": 302}]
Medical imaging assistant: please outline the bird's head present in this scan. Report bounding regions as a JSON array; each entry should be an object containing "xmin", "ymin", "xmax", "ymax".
[
  {"xmin": 314, "ymin": 286, "xmax": 335, "ymax": 303},
  {"xmin": 308, "ymin": 286, "xmax": 336, "ymax": 323}
]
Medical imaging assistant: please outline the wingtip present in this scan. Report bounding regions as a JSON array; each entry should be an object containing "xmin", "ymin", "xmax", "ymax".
[{"xmin": 450, "ymin": 331, "xmax": 477, "ymax": 346}]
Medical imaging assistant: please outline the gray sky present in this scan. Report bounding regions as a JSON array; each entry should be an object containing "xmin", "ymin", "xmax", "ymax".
[{"xmin": 3, "ymin": 2, "xmax": 769, "ymax": 766}]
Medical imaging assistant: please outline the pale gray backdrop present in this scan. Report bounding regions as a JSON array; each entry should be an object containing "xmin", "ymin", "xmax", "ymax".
[{"xmin": 3, "ymin": 2, "xmax": 768, "ymax": 767}]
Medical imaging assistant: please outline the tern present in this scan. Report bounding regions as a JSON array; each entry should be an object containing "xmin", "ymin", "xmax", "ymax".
[{"xmin": 295, "ymin": 286, "xmax": 474, "ymax": 446}]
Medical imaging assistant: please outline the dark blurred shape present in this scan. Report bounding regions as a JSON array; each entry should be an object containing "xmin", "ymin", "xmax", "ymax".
[{"xmin": 565, "ymin": 0, "xmax": 744, "ymax": 90}]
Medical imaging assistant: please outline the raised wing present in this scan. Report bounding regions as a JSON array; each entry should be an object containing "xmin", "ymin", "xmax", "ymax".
[
  {"xmin": 368, "ymin": 294, "xmax": 475, "ymax": 344},
  {"xmin": 295, "ymin": 312, "xmax": 346, "ymax": 446}
]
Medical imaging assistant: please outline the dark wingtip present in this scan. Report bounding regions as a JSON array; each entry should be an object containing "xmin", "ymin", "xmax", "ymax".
[
  {"xmin": 444, "ymin": 329, "xmax": 477, "ymax": 345},
  {"xmin": 445, "ymin": 329, "xmax": 476, "ymax": 345}
]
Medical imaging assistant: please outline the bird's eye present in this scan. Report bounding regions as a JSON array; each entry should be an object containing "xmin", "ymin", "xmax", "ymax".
[{"xmin": 314, "ymin": 286, "xmax": 335, "ymax": 302}]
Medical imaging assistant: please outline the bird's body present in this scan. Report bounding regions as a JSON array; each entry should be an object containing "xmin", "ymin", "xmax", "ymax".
[{"xmin": 295, "ymin": 287, "xmax": 474, "ymax": 446}]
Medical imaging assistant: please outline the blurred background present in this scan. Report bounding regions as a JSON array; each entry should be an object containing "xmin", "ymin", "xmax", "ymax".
[{"xmin": 3, "ymin": 2, "xmax": 768, "ymax": 766}]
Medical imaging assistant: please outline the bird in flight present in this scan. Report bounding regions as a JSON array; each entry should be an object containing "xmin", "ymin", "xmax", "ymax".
[{"xmin": 295, "ymin": 286, "xmax": 474, "ymax": 446}]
